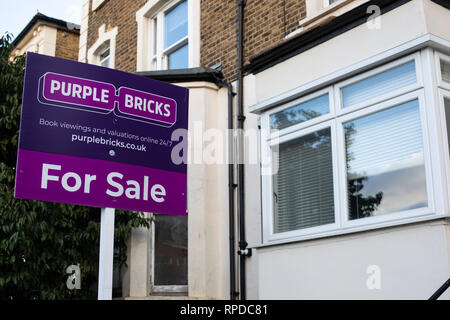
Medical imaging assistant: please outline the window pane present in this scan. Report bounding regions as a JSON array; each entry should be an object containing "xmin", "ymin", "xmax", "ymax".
[
  {"xmin": 100, "ymin": 58, "xmax": 110, "ymax": 68},
  {"xmin": 342, "ymin": 61, "xmax": 416, "ymax": 108},
  {"xmin": 99, "ymin": 46, "xmax": 110, "ymax": 68},
  {"xmin": 154, "ymin": 214, "xmax": 188, "ymax": 286},
  {"xmin": 165, "ymin": 0, "xmax": 188, "ymax": 49},
  {"xmin": 273, "ymin": 128, "xmax": 335, "ymax": 233},
  {"xmin": 99, "ymin": 48, "xmax": 109, "ymax": 60},
  {"xmin": 270, "ymin": 93, "xmax": 329, "ymax": 131},
  {"xmin": 445, "ymin": 97, "xmax": 450, "ymax": 154},
  {"xmin": 441, "ymin": 59, "xmax": 450, "ymax": 83},
  {"xmin": 152, "ymin": 19, "xmax": 157, "ymax": 56},
  {"xmin": 344, "ymin": 100, "xmax": 427, "ymax": 220},
  {"xmin": 168, "ymin": 44, "xmax": 188, "ymax": 69}
]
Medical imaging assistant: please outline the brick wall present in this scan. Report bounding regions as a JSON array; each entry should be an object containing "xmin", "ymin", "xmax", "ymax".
[
  {"xmin": 86, "ymin": 0, "xmax": 306, "ymax": 80},
  {"xmin": 87, "ymin": 0, "xmax": 147, "ymax": 73},
  {"xmin": 55, "ymin": 29, "xmax": 80, "ymax": 61},
  {"xmin": 201, "ymin": 0, "xmax": 306, "ymax": 81}
]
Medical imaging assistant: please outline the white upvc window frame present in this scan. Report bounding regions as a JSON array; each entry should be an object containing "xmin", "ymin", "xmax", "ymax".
[
  {"xmin": 336, "ymin": 90, "xmax": 435, "ymax": 230},
  {"xmin": 262, "ymin": 116, "xmax": 341, "ymax": 242},
  {"xmin": 150, "ymin": 213, "xmax": 188, "ymax": 294},
  {"xmin": 260, "ymin": 51, "xmax": 446, "ymax": 245}
]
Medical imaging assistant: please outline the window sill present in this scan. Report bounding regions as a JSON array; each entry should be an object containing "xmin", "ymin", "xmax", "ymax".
[
  {"xmin": 295, "ymin": 0, "xmax": 369, "ymax": 36},
  {"xmin": 255, "ymin": 213, "xmax": 449, "ymax": 249},
  {"xmin": 92, "ymin": 0, "xmax": 108, "ymax": 11}
]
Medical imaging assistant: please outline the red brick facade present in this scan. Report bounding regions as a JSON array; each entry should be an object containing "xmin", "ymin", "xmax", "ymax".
[
  {"xmin": 87, "ymin": 0, "xmax": 147, "ymax": 73},
  {"xmin": 201, "ymin": 0, "xmax": 306, "ymax": 80},
  {"xmin": 55, "ymin": 29, "xmax": 80, "ymax": 61}
]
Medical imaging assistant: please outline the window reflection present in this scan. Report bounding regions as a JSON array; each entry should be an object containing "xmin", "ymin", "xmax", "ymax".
[
  {"xmin": 165, "ymin": 0, "xmax": 188, "ymax": 49},
  {"xmin": 445, "ymin": 98, "xmax": 450, "ymax": 154},
  {"xmin": 341, "ymin": 61, "xmax": 416, "ymax": 108},
  {"xmin": 168, "ymin": 44, "xmax": 188, "ymax": 69},
  {"xmin": 154, "ymin": 214, "xmax": 188, "ymax": 286},
  {"xmin": 270, "ymin": 93, "xmax": 329, "ymax": 131},
  {"xmin": 344, "ymin": 100, "xmax": 427, "ymax": 220}
]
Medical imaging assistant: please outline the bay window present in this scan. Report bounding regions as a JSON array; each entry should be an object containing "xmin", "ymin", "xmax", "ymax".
[{"xmin": 261, "ymin": 52, "xmax": 446, "ymax": 243}]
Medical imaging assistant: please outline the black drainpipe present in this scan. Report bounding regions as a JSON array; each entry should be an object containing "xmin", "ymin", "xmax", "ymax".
[
  {"xmin": 236, "ymin": 0, "xmax": 251, "ymax": 301},
  {"xmin": 213, "ymin": 74, "xmax": 238, "ymax": 300},
  {"xmin": 220, "ymin": 80, "xmax": 238, "ymax": 300},
  {"xmin": 226, "ymin": 82, "xmax": 238, "ymax": 301}
]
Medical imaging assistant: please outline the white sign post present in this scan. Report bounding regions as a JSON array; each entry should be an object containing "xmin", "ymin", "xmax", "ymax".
[{"xmin": 98, "ymin": 207, "xmax": 115, "ymax": 300}]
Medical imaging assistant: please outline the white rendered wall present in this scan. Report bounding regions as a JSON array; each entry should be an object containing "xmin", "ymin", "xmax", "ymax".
[{"xmin": 256, "ymin": 220, "xmax": 450, "ymax": 299}]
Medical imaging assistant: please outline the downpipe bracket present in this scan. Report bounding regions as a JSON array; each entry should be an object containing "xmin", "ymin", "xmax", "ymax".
[
  {"xmin": 237, "ymin": 248, "xmax": 252, "ymax": 257},
  {"xmin": 237, "ymin": 241, "xmax": 252, "ymax": 258}
]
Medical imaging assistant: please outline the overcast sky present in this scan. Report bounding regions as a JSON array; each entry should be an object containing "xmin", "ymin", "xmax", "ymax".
[{"xmin": 0, "ymin": 0, "xmax": 83, "ymax": 40}]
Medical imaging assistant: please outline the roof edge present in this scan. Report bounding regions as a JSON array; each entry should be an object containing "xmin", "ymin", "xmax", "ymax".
[
  {"xmin": 135, "ymin": 67, "xmax": 224, "ymax": 84},
  {"xmin": 12, "ymin": 13, "xmax": 80, "ymax": 48},
  {"xmin": 431, "ymin": 0, "xmax": 450, "ymax": 9}
]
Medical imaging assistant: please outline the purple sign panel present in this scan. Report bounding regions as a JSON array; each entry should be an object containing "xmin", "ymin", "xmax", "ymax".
[{"xmin": 15, "ymin": 53, "xmax": 189, "ymax": 215}]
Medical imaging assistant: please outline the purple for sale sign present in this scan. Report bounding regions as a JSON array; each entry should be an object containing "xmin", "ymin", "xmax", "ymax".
[{"xmin": 15, "ymin": 53, "xmax": 189, "ymax": 215}]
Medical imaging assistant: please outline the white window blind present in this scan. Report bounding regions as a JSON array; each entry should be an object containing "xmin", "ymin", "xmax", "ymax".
[
  {"xmin": 270, "ymin": 93, "xmax": 329, "ymax": 131},
  {"xmin": 273, "ymin": 128, "xmax": 335, "ymax": 233},
  {"xmin": 441, "ymin": 59, "xmax": 450, "ymax": 84},
  {"xmin": 342, "ymin": 61, "xmax": 416, "ymax": 108},
  {"xmin": 99, "ymin": 45, "xmax": 110, "ymax": 68},
  {"xmin": 344, "ymin": 99, "xmax": 427, "ymax": 220},
  {"xmin": 445, "ymin": 97, "xmax": 450, "ymax": 153}
]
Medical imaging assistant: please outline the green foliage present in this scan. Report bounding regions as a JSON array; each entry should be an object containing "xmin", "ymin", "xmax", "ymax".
[{"xmin": 0, "ymin": 33, "xmax": 151, "ymax": 300}]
